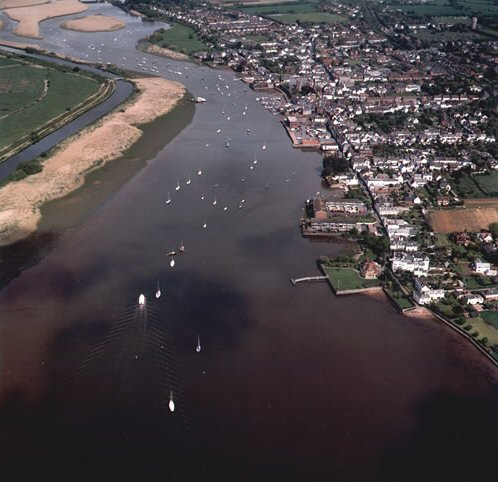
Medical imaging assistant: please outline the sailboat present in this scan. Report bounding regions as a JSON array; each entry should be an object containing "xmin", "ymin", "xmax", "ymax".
[
  {"xmin": 225, "ymin": 138, "xmax": 230, "ymax": 148},
  {"xmin": 222, "ymin": 104, "xmax": 226, "ymax": 115},
  {"xmin": 165, "ymin": 192, "xmax": 171, "ymax": 204},
  {"xmin": 175, "ymin": 178, "xmax": 180, "ymax": 191},
  {"xmin": 170, "ymin": 258, "xmax": 175, "ymax": 268},
  {"xmin": 262, "ymin": 141, "xmax": 267, "ymax": 150},
  {"xmin": 138, "ymin": 294, "xmax": 146, "ymax": 306},
  {"xmin": 196, "ymin": 335, "xmax": 201, "ymax": 353},
  {"xmin": 212, "ymin": 197, "xmax": 217, "ymax": 206},
  {"xmin": 179, "ymin": 241, "xmax": 185, "ymax": 253},
  {"xmin": 168, "ymin": 391, "xmax": 175, "ymax": 412},
  {"xmin": 155, "ymin": 281, "xmax": 161, "ymax": 299},
  {"xmin": 186, "ymin": 175, "xmax": 191, "ymax": 185}
]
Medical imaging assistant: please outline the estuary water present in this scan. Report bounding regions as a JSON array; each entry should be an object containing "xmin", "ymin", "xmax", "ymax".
[{"xmin": 1, "ymin": 4, "xmax": 498, "ymax": 480}]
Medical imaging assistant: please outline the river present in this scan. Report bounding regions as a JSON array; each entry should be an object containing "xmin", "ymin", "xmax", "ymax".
[{"xmin": 1, "ymin": 4, "xmax": 498, "ymax": 481}]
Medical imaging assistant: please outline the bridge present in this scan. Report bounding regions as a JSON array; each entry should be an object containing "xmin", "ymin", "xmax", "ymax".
[{"xmin": 290, "ymin": 276, "xmax": 328, "ymax": 286}]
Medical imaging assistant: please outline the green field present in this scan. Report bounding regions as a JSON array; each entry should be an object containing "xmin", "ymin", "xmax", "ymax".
[
  {"xmin": 474, "ymin": 172, "xmax": 498, "ymax": 195},
  {"xmin": 149, "ymin": 23, "xmax": 207, "ymax": 55},
  {"xmin": 387, "ymin": 0, "xmax": 498, "ymax": 17},
  {"xmin": 0, "ymin": 55, "xmax": 104, "ymax": 155},
  {"xmin": 270, "ymin": 12, "xmax": 347, "ymax": 24},
  {"xmin": 234, "ymin": 0, "xmax": 319, "ymax": 15},
  {"xmin": 323, "ymin": 266, "xmax": 381, "ymax": 291}
]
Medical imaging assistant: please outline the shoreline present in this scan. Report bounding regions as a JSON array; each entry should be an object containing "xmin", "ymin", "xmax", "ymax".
[{"xmin": 0, "ymin": 76, "xmax": 185, "ymax": 246}]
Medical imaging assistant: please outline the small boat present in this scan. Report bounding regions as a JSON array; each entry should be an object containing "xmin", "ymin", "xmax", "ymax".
[
  {"xmin": 242, "ymin": 111, "xmax": 246, "ymax": 116},
  {"xmin": 165, "ymin": 192, "xmax": 171, "ymax": 204},
  {"xmin": 169, "ymin": 391, "xmax": 175, "ymax": 412},
  {"xmin": 201, "ymin": 196, "xmax": 204, "ymax": 200},
  {"xmin": 227, "ymin": 116, "xmax": 231, "ymax": 121},
  {"xmin": 179, "ymin": 241, "xmax": 185, "ymax": 253},
  {"xmin": 262, "ymin": 142, "xmax": 267, "ymax": 150},
  {"xmin": 246, "ymin": 129, "xmax": 250, "ymax": 135},
  {"xmin": 175, "ymin": 179, "xmax": 180, "ymax": 191},
  {"xmin": 202, "ymin": 223, "xmax": 207, "ymax": 229},
  {"xmin": 138, "ymin": 294, "xmax": 145, "ymax": 306},
  {"xmin": 249, "ymin": 166, "xmax": 254, "ymax": 170},
  {"xmin": 216, "ymin": 129, "xmax": 221, "ymax": 134},
  {"xmin": 196, "ymin": 335, "xmax": 201, "ymax": 353},
  {"xmin": 253, "ymin": 159, "xmax": 258, "ymax": 165},
  {"xmin": 225, "ymin": 138, "xmax": 230, "ymax": 148},
  {"xmin": 238, "ymin": 204, "xmax": 243, "ymax": 209},
  {"xmin": 223, "ymin": 206, "xmax": 228, "ymax": 211},
  {"xmin": 212, "ymin": 197, "xmax": 217, "ymax": 206},
  {"xmin": 198, "ymin": 169, "xmax": 202, "ymax": 176},
  {"xmin": 155, "ymin": 281, "xmax": 161, "ymax": 299},
  {"xmin": 167, "ymin": 251, "xmax": 177, "ymax": 256},
  {"xmin": 186, "ymin": 175, "xmax": 191, "ymax": 185},
  {"xmin": 240, "ymin": 178, "xmax": 245, "ymax": 182},
  {"xmin": 170, "ymin": 258, "xmax": 175, "ymax": 268}
]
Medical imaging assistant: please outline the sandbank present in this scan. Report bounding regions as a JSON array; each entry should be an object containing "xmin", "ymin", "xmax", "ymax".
[
  {"xmin": 142, "ymin": 42, "xmax": 190, "ymax": 61},
  {"xmin": 0, "ymin": 77, "xmax": 185, "ymax": 246},
  {"xmin": 4, "ymin": 0, "xmax": 88, "ymax": 38},
  {"xmin": 60, "ymin": 14, "xmax": 125, "ymax": 33}
]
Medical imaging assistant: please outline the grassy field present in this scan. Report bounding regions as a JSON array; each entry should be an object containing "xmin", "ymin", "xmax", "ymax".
[
  {"xmin": 0, "ymin": 54, "xmax": 104, "ymax": 155},
  {"xmin": 474, "ymin": 172, "xmax": 498, "ymax": 196},
  {"xmin": 462, "ymin": 315, "xmax": 498, "ymax": 346},
  {"xmin": 234, "ymin": 0, "xmax": 319, "ymax": 14},
  {"xmin": 270, "ymin": 12, "xmax": 347, "ymax": 24},
  {"xmin": 323, "ymin": 266, "xmax": 381, "ymax": 291},
  {"xmin": 148, "ymin": 23, "xmax": 207, "ymax": 55}
]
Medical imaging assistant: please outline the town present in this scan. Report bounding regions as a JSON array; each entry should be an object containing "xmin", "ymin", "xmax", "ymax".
[{"xmin": 119, "ymin": 0, "xmax": 498, "ymax": 361}]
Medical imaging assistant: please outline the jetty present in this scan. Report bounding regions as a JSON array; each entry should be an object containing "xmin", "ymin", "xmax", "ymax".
[{"xmin": 290, "ymin": 276, "xmax": 327, "ymax": 286}]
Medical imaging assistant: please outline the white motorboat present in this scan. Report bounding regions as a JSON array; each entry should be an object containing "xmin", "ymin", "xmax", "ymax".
[
  {"xmin": 196, "ymin": 335, "xmax": 201, "ymax": 353},
  {"xmin": 138, "ymin": 294, "xmax": 145, "ymax": 306},
  {"xmin": 166, "ymin": 192, "xmax": 171, "ymax": 204},
  {"xmin": 169, "ymin": 391, "xmax": 175, "ymax": 412}
]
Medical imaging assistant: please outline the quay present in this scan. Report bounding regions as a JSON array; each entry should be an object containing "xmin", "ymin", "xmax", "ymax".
[{"xmin": 290, "ymin": 276, "xmax": 328, "ymax": 286}]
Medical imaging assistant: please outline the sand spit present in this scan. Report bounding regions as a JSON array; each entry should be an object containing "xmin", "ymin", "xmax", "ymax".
[
  {"xmin": 143, "ymin": 42, "xmax": 190, "ymax": 61},
  {"xmin": 4, "ymin": 0, "xmax": 88, "ymax": 38},
  {"xmin": 0, "ymin": 0, "xmax": 47, "ymax": 9},
  {"xmin": 0, "ymin": 77, "xmax": 185, "ymax": 246},
  {"xmin": 60, "ymin": 14, "xmax": 125, "ymax": 33}
]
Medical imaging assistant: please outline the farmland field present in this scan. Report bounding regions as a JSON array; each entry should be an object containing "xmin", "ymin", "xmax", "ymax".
[
  {"xmin": 0, "ymin": 54, "xmax": 105, "ymax": 156},
  {"xmin": 270, "ymin": 12, "xmax": 348, "ymax": 23},
  {"xmin": 386, "ymin": 0, "xmax": 498, "ymax": 17},
  {"xmin": 428, "ymin": 202, "xmax": 498, "ymax": 233}
]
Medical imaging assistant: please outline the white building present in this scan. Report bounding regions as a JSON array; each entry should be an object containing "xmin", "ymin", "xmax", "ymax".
[{"xmin": 392, "ymin": 254, "xmax": 430, "ymax": 276}]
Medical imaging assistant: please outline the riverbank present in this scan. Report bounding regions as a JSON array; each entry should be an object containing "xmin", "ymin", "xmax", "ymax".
[
  {"xmin": 4, "ymin": 0, "xmax": 87, "ymax": 38},
  {"xmin": 60, "ymin": 14, "xmax": 125, "ymax": 33},
  {"xmin": 0, "ymin": 76, "xmax": 185, "ymax": 246}
]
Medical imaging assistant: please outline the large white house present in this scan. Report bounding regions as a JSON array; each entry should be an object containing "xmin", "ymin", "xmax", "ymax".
[{"xmin": 392, "ymin": 253, "xmax": 430, "ymax": 276}]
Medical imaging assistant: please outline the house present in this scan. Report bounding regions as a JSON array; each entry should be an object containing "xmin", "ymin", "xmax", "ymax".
[
  {"xmin": 413, "ymin": 278, "xmax": 445, "ymax": 304},
  {"xmin": 477, "ymin": 231, "xmax": 493, "ymax": 244},
  {"xmin": 483, "ymin": 288, "xmax": 498, "ymax": 301},
  {"xmin": 458, "ymin": 293, "xmax": 484, "ymax": 305},
  {"xmin": 360, "ymin": 260, "xmax": 382, "ymax": 279},
  {"xmin": 472, "ymin": 258, "xmax": 497, "ymax": 276}
]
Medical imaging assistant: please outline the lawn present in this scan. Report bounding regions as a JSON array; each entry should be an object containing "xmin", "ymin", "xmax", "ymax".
[
  {"xmin": 322, "ymin": 266, "xmax": 380, "ymax": 291},
  {"xmin": 462, "ymin": 315, "xmax": 498, "ymax": 346},
  {"xmin": 474, "ymin": 172, "xmax": 498, "ymax": 196},
  {"xmin": 386, "ymin": 289, "xmax": 414, "ymax": 310},
  {"xmin": 270, "ymin": 12, "xmax": 348, "ymax": 24},
  {"xmin": 0, "ymin": 55, "xmax": 103, "ymax": 155},
  {"xmin": 482, "ymin": 310, "xmax": 498, "ymax": 330},
  {"xmin": 148, "ymin": 23, "xmax": 207, "ymax": 55}
]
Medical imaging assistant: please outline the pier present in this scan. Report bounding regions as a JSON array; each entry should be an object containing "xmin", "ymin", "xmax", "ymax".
[{"xmin": 290, "ymin": 276, "xmax": 328, "ymax": 286}]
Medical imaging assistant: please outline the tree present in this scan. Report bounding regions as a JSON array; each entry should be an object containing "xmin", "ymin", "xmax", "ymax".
[{"xmin": 490, "ymin": 223, "xmax": 498, "ymax": 238}]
